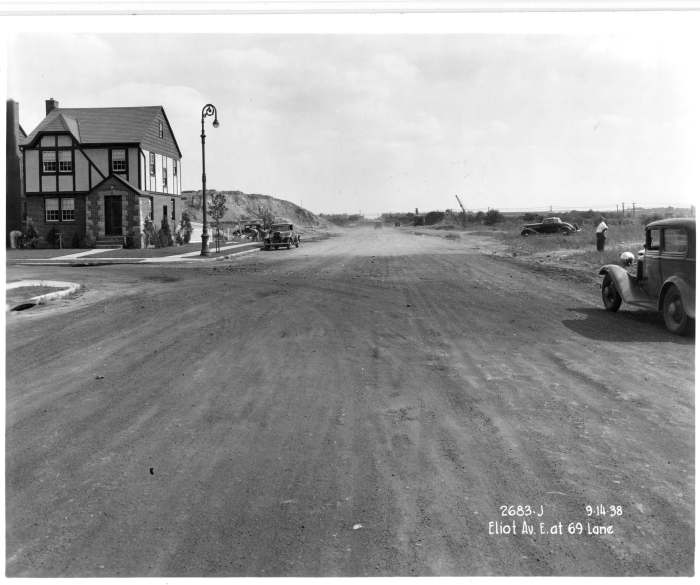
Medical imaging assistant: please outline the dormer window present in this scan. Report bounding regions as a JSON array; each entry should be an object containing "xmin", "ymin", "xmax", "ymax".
[
  {"xmin": 112, "ymin": 149, "xmax": 127, "ymax": 173},
  {"xmin": 158, "ymin": 120, "xmax": 164, "ymax": 139}
]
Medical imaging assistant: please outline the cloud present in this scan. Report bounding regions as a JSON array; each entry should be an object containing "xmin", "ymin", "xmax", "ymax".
[{"xmin": 7, "ymin": 32, "xmax": 698, "ymax": 213}]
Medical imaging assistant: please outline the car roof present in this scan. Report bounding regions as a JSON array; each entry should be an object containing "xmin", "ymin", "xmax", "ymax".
[{"xmin": 646, "ymin": 217, "xmax": 695, "ymax": 230}]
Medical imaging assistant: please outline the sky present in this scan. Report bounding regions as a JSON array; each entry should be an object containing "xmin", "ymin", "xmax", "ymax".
[{"xmin": 5, "ymin": 16, "xmax": 700, "ymax": 216}]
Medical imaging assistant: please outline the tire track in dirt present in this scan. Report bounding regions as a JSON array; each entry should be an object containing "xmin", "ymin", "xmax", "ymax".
[{"xmin": 5, "ymin": 227, "xmax": 694, "ymax": 576}]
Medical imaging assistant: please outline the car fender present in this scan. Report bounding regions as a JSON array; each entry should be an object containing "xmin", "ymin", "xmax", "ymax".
[
  {"xmin": 598, "ymin": 264, "xmax": 651, "ymax": 306},
  {"xmin": 659, "ymin": 276, "xmax": 695, "ymax": 318}
]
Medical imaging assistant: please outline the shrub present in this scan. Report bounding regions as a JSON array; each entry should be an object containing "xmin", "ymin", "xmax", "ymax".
[
  {"xmin": 424, "ymin": 211, "xmax": 445, "ymax": 225},
  {"xmin": 180, "ymin": 212, "xmax": 193, "ymax": 243},
  {"xmin": 45, "ymin": 226, "xmax": 57, "ymax": 248},
  {"xmin": 483, "ymin": 209, "xmax": 504, "ymax": 225},
  {"xmin": 159, "ymin": 217, "xmax": 174, "ymax": 247}
]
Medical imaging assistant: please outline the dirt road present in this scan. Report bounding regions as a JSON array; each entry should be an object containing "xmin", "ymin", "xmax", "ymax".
[{"xmin": 5, "ymin": 227, "xmax": 694, "ymax": 576}]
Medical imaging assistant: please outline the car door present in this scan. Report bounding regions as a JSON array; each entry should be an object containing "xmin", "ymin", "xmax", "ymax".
[
  {"xmin": 660, "ymin": 226, "xmax": 691, "ymax": 286},
  {"xmin": 642, "ymin": 226, "xmax": 662, "ymax": 298}
]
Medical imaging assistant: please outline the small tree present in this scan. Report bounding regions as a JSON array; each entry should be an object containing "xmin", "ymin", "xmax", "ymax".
[
  {"xmin": 209, "ymin": 192, "xmax": 228, "ymax": 233},
  {"xmin": 257, "ymin": 205, "xmax": 275, "ymax": 229}
]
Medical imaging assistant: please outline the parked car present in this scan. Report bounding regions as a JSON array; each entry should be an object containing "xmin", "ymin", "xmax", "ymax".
[
  {"xmin": 243, "ymin": 222, "xmax": 264, "ymax": 240},
  {"xmin": 599, "ymin": 217, "xmax": 695, "ymax": 335},
  {"xmin": 263, "ymin": 223, "xmax": 300, "ymax": 250},
  {"xmin": 520, "ymin": 217, "xmax": 579, "ymax": 236}
]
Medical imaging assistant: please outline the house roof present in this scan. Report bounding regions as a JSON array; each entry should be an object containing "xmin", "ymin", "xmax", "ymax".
[
  {"xmin": 22, "ymin": 106, "xmax": 182, "ymax": 159},
  {"xmin": 90, "ymin": 172, "xmax": 150, "ymax": 197}
]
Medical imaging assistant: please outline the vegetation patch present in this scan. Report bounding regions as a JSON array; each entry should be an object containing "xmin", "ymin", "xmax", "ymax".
[{"xmin": 6, "ymin": 285, "xmax": 64, "ymax": 307}]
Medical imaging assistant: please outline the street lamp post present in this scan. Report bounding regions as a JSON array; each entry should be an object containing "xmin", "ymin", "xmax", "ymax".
[{"xmin": 200, "ymin": 103, "xmax": 219, "ymax": 256}]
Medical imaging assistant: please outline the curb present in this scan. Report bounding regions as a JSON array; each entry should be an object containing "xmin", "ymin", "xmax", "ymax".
[
  {"xmin": 6, "ymin": 280, "xmax": 82, "ymax": 311},
  {"xmin": 214, "ymin": 248, "xmax": 261, "ymax": 261}
]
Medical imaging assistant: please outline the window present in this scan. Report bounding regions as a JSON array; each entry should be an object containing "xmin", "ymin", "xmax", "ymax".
[
  {"xmin": 112, "ymin": 149, "xmax": 127, "ymax": 173},
  {"xmin": 45, "ymin": 198, "xmax": 75, "ymax": 222},
  {"xmin": 664, "ymin": 228, "xmax": 688, "ymax": 254},
  {"xmin": 158, "ymin": 120, "xmax": 164, "ymax": 139},
  {"xmin": 58, "ymin": 150, "xmax": 72, "ymax": 173},
  {"xmin": 149, "ymin": 152, "xmax": 156, "ymax": 176},
  {"xmin": 61, "ymin": 198, "xmax": 75, "ymax": 221},
  {"xmin": 162, "ymin": 164, "xmax": 168, "ymax": 189},
  {"xmin": 45, "ymin": 198, "xmax": 60, "ymax": 221},
  {"xmin": 42, "ymin": 151, "xmax": 57, "ymax": 172},
  {"xmin": 646, "ymin": 228, "xmax": 661, "ymax": 251},
  {"xmin": 173, "ymin": 160, "xmax": 178, "ymax": 176}
]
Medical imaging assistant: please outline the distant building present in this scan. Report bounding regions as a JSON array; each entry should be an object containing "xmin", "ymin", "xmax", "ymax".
[
  {"xmin": 6, "ymin": 99, "xmax": 26, "ymax": 241},
  {"xmin": 19, "ymin": 98, "xmax": 183, "ymax": 248}
]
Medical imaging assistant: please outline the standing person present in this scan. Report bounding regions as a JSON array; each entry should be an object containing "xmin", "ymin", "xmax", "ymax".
[{"xmin": 596, "ymin": 216, "xmax": 608, "ymax": 252}]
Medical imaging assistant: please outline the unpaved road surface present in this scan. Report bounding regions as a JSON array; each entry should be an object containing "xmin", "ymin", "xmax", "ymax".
[{"xmin": 5, "ymin": 227, "xmax": 694, "ymax": 576}]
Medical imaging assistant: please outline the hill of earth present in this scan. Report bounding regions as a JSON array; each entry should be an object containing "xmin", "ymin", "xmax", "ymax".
[{"xmin": 182, "ymin": 190, "xmax": 325, "ymax": 227}]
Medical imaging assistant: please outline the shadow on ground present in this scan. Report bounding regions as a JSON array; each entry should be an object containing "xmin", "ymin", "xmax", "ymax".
[{"xmin": 563, "ymin": 307, "xmax": 695, "ymax": 344}]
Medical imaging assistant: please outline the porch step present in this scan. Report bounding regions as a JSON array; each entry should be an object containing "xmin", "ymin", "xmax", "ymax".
[{"xmin": 95, "ymin": 236, "xmax": 125, "ymax": 249}]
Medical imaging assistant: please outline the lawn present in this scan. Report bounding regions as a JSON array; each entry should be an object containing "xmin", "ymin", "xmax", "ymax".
[{"xmin": 5, "ymin": 285, "xmax": 65, "ymax": 307}]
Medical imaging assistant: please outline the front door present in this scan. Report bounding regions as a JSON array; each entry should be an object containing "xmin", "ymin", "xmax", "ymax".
[{"xmin": 104, "ymin": 196, "xmax": 122, "ymax": 236}]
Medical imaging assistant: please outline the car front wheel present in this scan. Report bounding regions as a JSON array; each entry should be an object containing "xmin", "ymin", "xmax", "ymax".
[
  {"xmin": 663, "ymin": 285, "xmax": 691, "ymax": 335},
  {"xmin": 601, "ymin": 274, "xmax": 622, "ymax": 312}
]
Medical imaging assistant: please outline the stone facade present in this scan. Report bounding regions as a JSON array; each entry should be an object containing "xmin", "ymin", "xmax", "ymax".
[{"xmin": 86, "ymin": 176, "xmax": 150, "ymax": 247}]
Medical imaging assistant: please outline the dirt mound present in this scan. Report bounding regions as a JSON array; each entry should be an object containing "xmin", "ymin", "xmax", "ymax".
[{"xmin": 182, "ymin": 190, "xmax": 327, "ymax": 228}]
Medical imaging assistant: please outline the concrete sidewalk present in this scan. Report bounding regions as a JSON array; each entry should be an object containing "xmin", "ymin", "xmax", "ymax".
[{"xmin": 6, "ymin": 241, "xmax": 262, "ymax": 266}]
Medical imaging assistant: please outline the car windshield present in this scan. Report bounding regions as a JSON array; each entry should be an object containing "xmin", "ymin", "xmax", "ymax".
[{"xmin": 272, "ymin": 225, "xmax": 291, "ymax": 231}]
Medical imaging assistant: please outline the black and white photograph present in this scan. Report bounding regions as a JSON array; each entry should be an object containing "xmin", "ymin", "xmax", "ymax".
[{"xmin": 3, "ymin": 3, "xmax": 697, "ymax": 578}]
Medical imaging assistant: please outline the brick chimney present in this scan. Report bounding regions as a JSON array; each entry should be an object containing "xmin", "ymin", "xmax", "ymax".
[{"xmin": 45, "ymin": 98, "xmax": 59, "ymax": 115}]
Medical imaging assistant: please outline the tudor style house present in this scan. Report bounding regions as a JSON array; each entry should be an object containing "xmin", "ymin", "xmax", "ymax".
[{"xmin": 20, "ymin": 98, "xmax": 183, "ymax": 248}]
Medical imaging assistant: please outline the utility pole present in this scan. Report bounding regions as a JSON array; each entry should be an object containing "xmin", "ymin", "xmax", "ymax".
[
  {"xmin": 632, "ymin": 202, "xmax": 635, "ymax": 216},
  {"xmin": 622, "ymin": 202, "xmax": 625, "ymax": 218}
]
